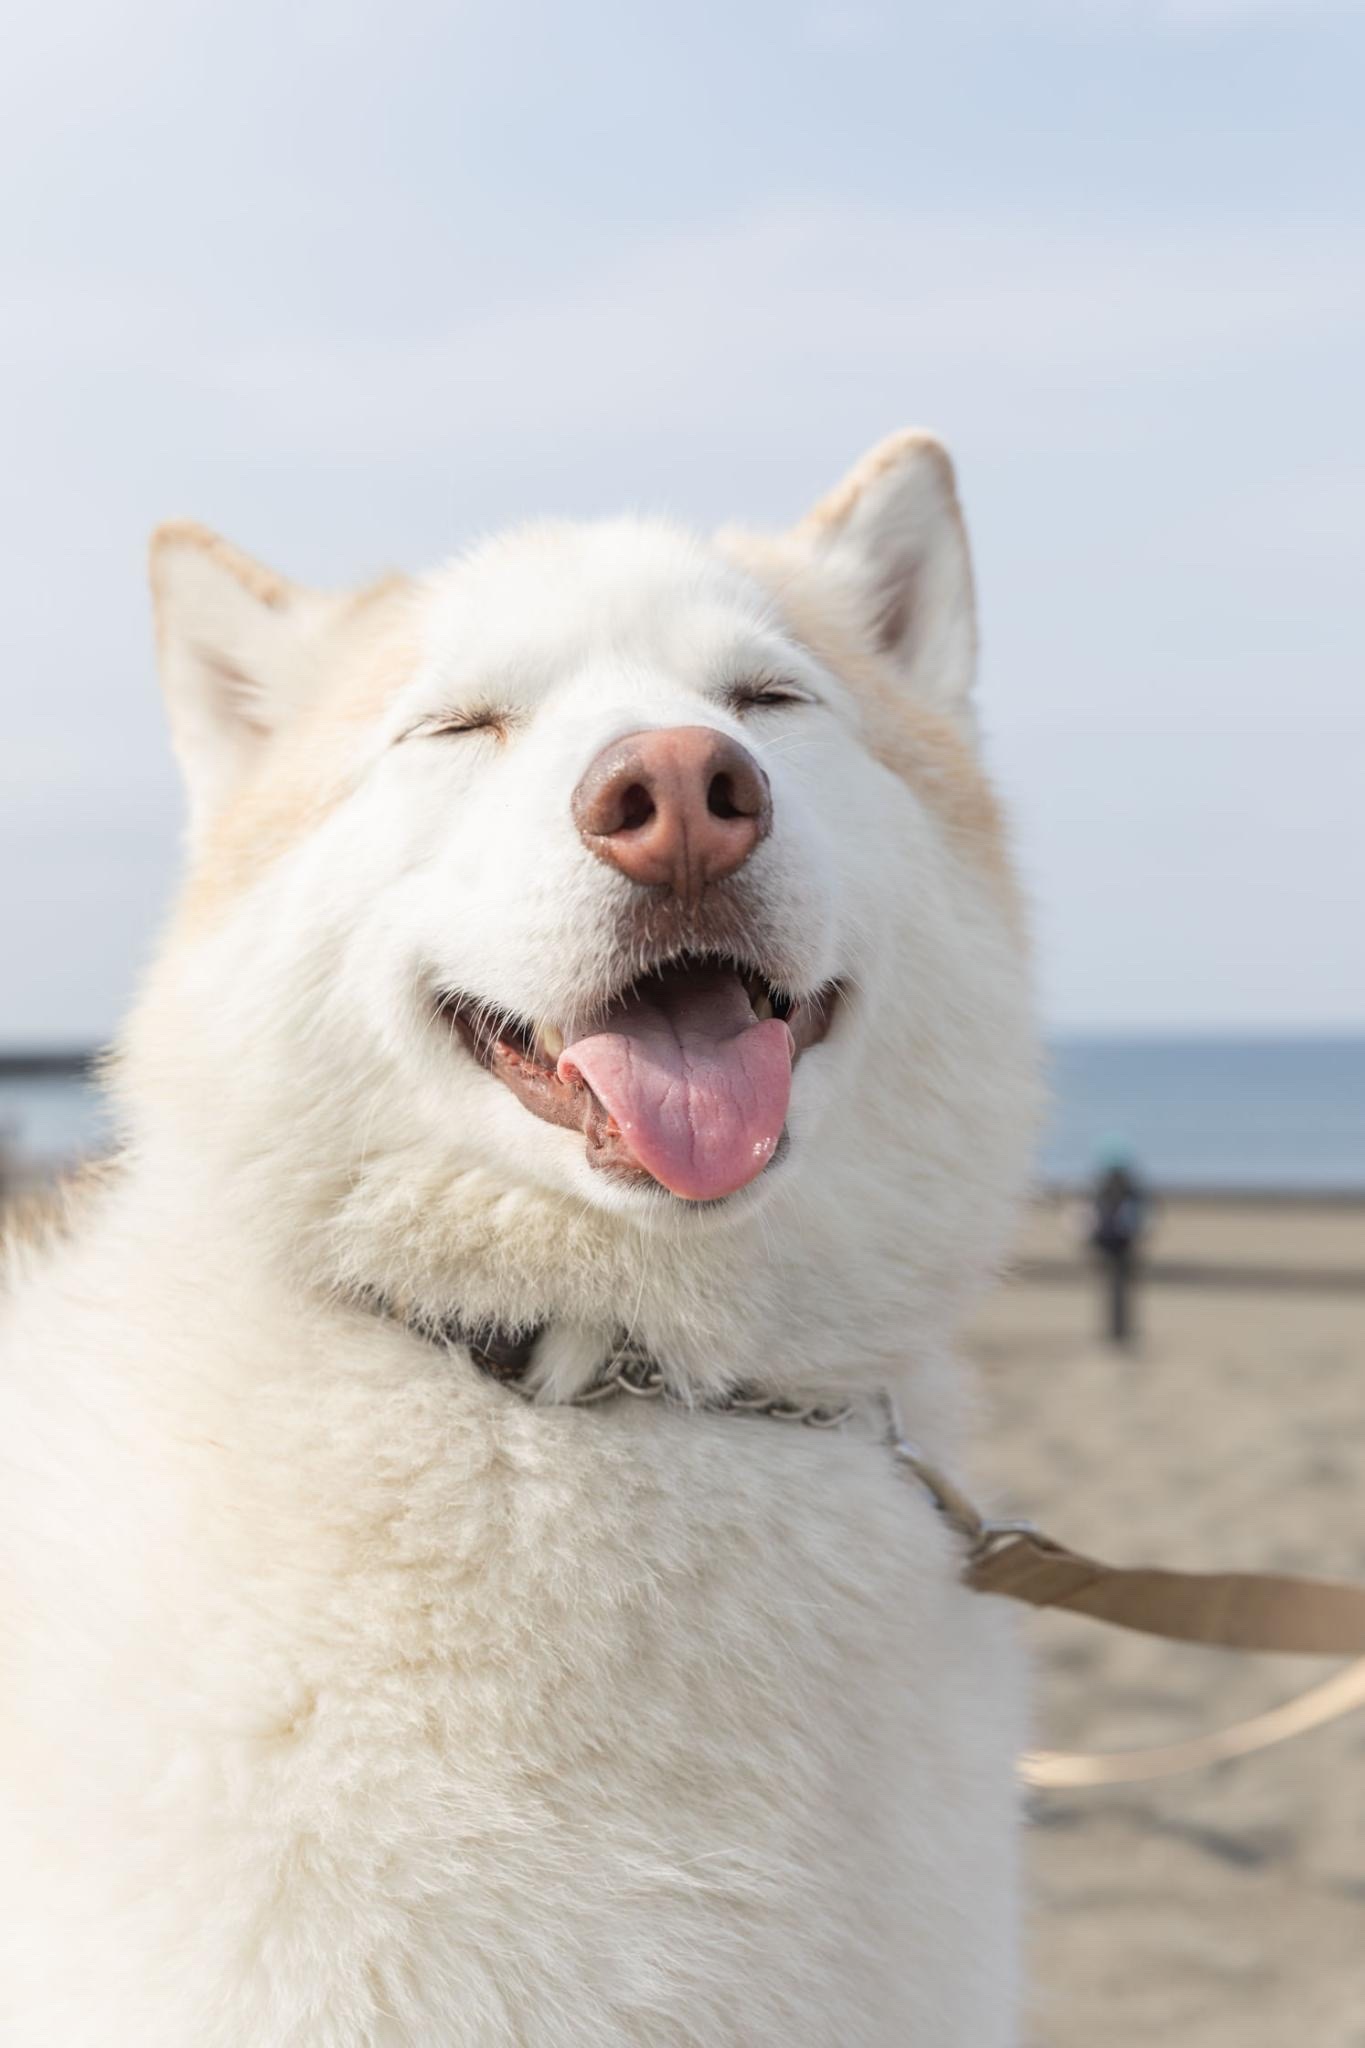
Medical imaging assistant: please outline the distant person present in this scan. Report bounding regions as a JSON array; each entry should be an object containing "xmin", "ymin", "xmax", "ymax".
[{"xmin": 1088, "ymin": 1155, "xmax": 1148, "ymax": 1345}]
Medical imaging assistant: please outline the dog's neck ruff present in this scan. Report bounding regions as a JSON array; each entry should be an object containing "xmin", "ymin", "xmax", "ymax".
[{"xmin": 373, "ymin": 1301, "xmax": 856, "ymax": 1430}]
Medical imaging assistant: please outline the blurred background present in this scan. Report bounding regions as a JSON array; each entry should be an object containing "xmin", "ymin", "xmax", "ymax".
[{"xmin": 2, "ymin": 3, "xmax": 1362, "ymax": 2042}]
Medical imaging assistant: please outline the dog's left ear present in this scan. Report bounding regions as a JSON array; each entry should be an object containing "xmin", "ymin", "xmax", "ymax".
[
  {"xmin": 148, "ymin": 521, "xmax": 337, "ymax": 843},
  {"xmin": 796, "ymin": 431, "xmax": 977, "ymax": 726}
]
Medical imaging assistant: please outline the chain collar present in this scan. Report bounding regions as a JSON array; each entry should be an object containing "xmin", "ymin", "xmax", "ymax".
[
  {"xmin": 364, "ymin": 1299, "xmax": 854, "ymax": 1430},
  {"xmin": 565, "ymin": 1336, "xmax": 853, "ymax": 1428}
]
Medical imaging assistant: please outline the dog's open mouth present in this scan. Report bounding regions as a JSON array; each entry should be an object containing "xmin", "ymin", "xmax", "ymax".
[{"xmin": 438, "ymin": 955, "xmax": 840, "ymax": 1201}]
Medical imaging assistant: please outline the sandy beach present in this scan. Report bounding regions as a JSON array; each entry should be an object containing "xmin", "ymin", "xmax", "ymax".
[{"xmin": 967, "ymin": 1197, "xmax": 1365, "ymax": 2048}]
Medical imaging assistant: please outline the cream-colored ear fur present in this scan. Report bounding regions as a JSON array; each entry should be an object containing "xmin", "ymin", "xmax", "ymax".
[
  {"xmin": 796, "ymin": 431, "xmax": 978, "ymax": 726},
  {"xmin": 148, "ymin": 523, "xmax": 337, "ymax": 839}
]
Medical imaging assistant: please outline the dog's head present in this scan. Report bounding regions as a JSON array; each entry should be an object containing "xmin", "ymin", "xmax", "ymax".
[{"xmin": 125, "ymin": 434, "xmax": 1036, "ymax": 1360}]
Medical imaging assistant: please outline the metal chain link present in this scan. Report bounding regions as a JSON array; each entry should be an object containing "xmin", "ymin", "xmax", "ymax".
[{"xmin": 567, "ymin": 1338, "xmax": 854, "ymax": 1429}]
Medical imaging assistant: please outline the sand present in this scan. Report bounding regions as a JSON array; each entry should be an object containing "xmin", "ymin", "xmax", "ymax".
[{"xmin": 966, "ymin": 1198, "xmax": 1365, "ymax": 2048}]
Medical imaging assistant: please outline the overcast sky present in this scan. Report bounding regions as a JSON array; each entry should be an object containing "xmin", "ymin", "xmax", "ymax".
[{"xmin": 3, "ymin": 0, "xmax": 1362, "ymax": 1040}]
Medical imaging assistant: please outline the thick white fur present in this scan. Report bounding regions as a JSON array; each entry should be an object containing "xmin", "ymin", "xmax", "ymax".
[{"xmin": 0, "ymin": 434, "xmax": 1038, "ymax": 2045}]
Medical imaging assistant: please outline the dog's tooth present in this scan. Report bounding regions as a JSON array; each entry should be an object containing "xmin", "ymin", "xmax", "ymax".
[
  {"xmin": 537, "ymin": 1024, "xmax": 565, "ymax": 1063},
  {"xmin": 752, "ymin": 994, "xmax": 774, "ymax": 1021}
]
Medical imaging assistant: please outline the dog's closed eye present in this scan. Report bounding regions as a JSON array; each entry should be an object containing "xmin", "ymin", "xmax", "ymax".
[
  {"xmin": 724, "ymin": 679, "xmax": 816, "ymax": 714},
  {"xmin": 405, "ymin": 708, "xmax": 512, "ymax": 743}
]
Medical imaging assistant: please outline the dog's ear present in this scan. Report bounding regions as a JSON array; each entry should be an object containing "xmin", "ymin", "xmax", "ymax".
[
  {"xmin": 795, "ymin": 431, "xmax": 977, "ymax": 726},
  {"xmin": 148, "ymin": 522, "xmax": 335, "ymax": 838}
]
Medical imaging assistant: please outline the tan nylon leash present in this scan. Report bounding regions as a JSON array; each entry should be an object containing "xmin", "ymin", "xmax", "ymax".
[
  {"xmin": 965, "ymin": 1527, "xmax": 1365, "ymax": 1657},
  {"xmin": 882, "ymin": 1404, "xmax": 1365, "ymax": 1788},
  {"xmin": 969, "ymin": 1533, "xmax": 1365, "ymax": 1789}
]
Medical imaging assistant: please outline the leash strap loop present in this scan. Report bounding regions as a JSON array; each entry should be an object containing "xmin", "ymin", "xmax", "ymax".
[{"xmin": 1020, "ymin": 1660, "xmax": 1365, "ymax": 1788}]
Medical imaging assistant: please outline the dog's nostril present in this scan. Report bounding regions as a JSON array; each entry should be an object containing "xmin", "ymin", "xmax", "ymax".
[
  {"xmin": 707, "ymin": 773, "xmax": 742, "ymax": 821},
  {"xmin": 573, "ymin": 727, "xmax": 771, "ymax": 894},
  {"xmin": 618, "ymin": 782, "xmax": 654, "ymax": 832}
]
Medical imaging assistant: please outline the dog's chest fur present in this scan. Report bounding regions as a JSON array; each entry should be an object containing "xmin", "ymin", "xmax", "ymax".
[{"xmin": 0, "ymin": 1253, "xmax": 1021, "ymax": 2047}]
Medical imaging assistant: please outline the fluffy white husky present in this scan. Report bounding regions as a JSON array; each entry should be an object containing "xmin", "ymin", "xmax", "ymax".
[{"xmin": 0, "ymin": 432, "xmax": 1038, "ymax": 2045}]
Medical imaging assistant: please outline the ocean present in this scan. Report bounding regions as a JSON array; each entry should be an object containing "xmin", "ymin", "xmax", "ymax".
[
  {"xmin": 1041, "ymin": 1036, "xmax": 1365, "ymax": 1193},
  {"xmin": 0, "ymin": 1070, "xmax": 112, "ymax": 1174},
  {"xmin": 2, "ymin": 1038, "xmax": 1364, "ymax": 1194}
]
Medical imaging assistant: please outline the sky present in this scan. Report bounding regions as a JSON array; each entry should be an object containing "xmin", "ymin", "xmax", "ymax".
[{"xmin": 2, "ymin": 0, "xmax": 1362, "ymax": 1041}]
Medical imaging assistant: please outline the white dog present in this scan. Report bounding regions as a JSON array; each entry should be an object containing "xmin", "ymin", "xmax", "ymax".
[{"xmin": 0, "ymin": 432, "xmax": 1038, "ymax": 2045}]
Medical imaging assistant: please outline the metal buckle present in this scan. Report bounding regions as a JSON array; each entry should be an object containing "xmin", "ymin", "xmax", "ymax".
[{"xmin": 965, "ymin": 1518, "xmax": 1040, "ymax": 1566}]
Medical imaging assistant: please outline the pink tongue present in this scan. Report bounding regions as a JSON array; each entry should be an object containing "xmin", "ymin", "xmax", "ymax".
[{"xmin": 557, "ymin": 970, "xmax": 794, "ymax": 1200}]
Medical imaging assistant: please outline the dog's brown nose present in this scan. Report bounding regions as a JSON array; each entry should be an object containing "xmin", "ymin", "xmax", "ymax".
[{"xmin": 572, "ymin": 726, "xmax": 772, "ymax": 899}]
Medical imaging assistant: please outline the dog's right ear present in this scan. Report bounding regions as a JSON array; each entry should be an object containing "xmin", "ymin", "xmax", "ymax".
[
  {"xmin": 794, "ymin": 431, "xmax": 978, "ymax": 730},
  {"xmin": 148, "ymin": 522, "xmax": 332, "ymax": 840}
]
